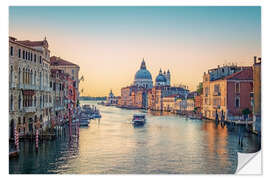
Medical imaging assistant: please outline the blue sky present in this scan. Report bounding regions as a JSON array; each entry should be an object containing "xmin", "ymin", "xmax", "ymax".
[{"xmin": 9, "ymin": 6, "xmax": 261, "ymax": 96}]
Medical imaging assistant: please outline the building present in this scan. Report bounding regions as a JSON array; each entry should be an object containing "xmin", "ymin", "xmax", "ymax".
[
  {"xmin": 147, "ymin": 86, "xmax": 189, "ymax": 111},
  {"xmin": 202, "ymin": 64, "xmax": 253, "ymax": 120},
  {"xmin": 9, "ymin": 36, "xmax": 52, "ymax": 138},
  {"xmin": 155, "ymin": 69, "xmax": 171, "ymax": 87},
  {"xmin": 120, "ymin": 58, "xmax": 188, "ymax": 110},
  {"xmin": 194, "ymin": 94, "xmax": 203, "ymax": 115},
  {"xmin": 50, "ymin": 69, "xmax": 70, "ymax": 127},
  {"xmin": 252, "ymin": 56, "xmax": 261, "ymax": 134},
  {"xmin": 50, "ymin": 56, "xmax": 80, "ymax": 106},
  {"xmin": 162, "ymin": 94, "xmax": 178, "ymax": 112},
  {"xmin": 119, "ymin": 86, "xmax": 135, "ymax": 108},
  {"xmin": 106, "ymin": 90, "xmax": 118, "ymax": 105}
]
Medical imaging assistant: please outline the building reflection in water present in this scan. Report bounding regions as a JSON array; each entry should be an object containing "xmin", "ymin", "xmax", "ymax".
[{"xmin": 10, "ymin": 101, "xmax": 260, "ymax": 174}]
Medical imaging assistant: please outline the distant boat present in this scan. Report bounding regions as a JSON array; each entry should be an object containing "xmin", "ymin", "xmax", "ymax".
[{"xmin": 132, "ymin": 114, "xmax": 146, "ymax": 126}]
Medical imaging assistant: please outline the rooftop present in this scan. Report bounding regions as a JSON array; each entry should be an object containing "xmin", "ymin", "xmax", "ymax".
[{"xmin": 50, "ymin": 56, "xmax": 79, "ymax": 68}]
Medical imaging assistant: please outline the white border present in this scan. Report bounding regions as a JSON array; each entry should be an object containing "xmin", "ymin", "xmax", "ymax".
[{"xmin": 1, "ymin": 0, "xmax": 269, "ymax": 179}]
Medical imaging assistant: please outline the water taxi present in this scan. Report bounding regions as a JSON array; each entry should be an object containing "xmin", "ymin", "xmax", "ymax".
[{"xmin": 132, "ymin": 114, "xmax": 146, "ymax": 125}]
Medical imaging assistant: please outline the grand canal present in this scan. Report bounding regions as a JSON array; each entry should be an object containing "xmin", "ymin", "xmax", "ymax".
[{"xmin": 9, "ymin": 100, "xmax": 260, "ymax": 174}]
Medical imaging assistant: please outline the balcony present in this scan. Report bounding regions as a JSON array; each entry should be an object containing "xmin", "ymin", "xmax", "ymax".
[{"xmin": 24, "ymin": 106, "xmax": 36, "ymax": 113}]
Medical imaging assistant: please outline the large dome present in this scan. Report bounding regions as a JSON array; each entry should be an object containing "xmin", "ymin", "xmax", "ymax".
[
  {"xmin": 134, "ymin": 59, "xmax": 152, "ymax": 80},
  {"xmin": 133, "ymin": 59, "xmax": 153, "ymax": 89},
  {"xmin": 135, "ymin": 69, "xmax": 152, "ymax": 80}
]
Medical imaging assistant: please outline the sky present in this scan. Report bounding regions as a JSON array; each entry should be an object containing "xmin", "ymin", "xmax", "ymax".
[{"xmin": 9, "ymin": 6, "xmax": 261, "ymax": 96}]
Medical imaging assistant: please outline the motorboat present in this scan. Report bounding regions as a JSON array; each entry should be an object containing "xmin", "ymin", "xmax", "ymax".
[{"xmin": 132, "ymin": 114, "xmax": 146, "ymax": 125}]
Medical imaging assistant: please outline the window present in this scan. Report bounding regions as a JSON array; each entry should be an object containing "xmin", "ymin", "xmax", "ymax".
[
  {"xmin": 30, "ymin": 53, "xmax": 33, "ymax": 61},
  {"xmin": 10, "ymin": 46, "xmax": 13, "ymax": 56},
  {"xmin": 18, "ymin": 117, "xmax": 21, "ymax": 125},
  {"xmin": 34, "ymin": 54, "xmax": 36, "ymax": 62},
  {"xmin": 18, "ymin": 68, "xmax": 21, "ymax": 86},
  {"xmin": 72, "ymin": 69, "xmax": 74, "ymax": 75},
  {"xmin": 214, "ymin": 84, "xmax": 220, "ymax": 95},
  {"xmin": 235, "ymin": 83, "xmax": 240, "ymax": 94},
  {"xmin": 34, "ymin": 71, "xmax": 36, "ymax": 85},
  {"xmin": 18, "ymin": 94, "xmax": 21, "ymax": 110},
  {"xmin": 23, "ymin": 50, "xmax": 25, "ymax": 59},
  {"xmin": 10, "ymin": 94, "xmax": 13, "ymax": 111},
  {"xmin": 40, "ymin": 96, "xmax": 42, "ymax": 108},
  {"xmin": 18, "ymin": 49, "xmax": 21, "ymax": 58},
  {"xmin": 235, "ymin": 96, "xmax": 240, "ymax": 108},
  {"xmin": 39, "ymin": 56, "xmax": 42, "ymax": 64}
]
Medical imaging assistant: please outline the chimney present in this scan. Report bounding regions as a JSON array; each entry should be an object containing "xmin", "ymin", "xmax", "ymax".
[{"xmin": 254, "ymin": 56, "xmax": 257, "ymax": 64}]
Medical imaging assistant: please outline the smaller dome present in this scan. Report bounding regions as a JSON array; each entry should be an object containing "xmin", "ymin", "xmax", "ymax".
[{"xmin": 155, "ymin": 74, "xmax": 167, "ymax": 82}]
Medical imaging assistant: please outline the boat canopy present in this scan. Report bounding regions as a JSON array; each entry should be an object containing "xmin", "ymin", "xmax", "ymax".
[{"xmin": 133, "ymin": 114, "xmax": 145, "ymax": 118}]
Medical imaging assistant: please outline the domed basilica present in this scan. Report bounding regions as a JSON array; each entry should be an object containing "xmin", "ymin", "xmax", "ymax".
[{"xmin": 133, "ymin": 59, "xmax": 171, "ymax": 88}]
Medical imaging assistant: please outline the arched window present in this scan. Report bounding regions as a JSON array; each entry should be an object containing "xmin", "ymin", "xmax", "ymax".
[
  {"xmin": 10, "ymin": 66, "xmax": 13, "ymax": 85},
  {"xmin": 18, "ymin": 68, "xmax": 21, "ymax": 86},
  {"xmin": 10, "ymin": 94, "xmax": 13, "ymax": 111},
  {"xmin": 27, "ymin": 69, "xmax": 30, "ymax": 85},
  {"xmin": 22, "ymin": 68, "xmax": 25, "ymax": 84},
  {"xmin": 40, "ymin": 95, "xmax": 42, "ymax": 108},
  {"xmin": 34, "ymin": 71, "xmax": 36, "ymax": 86},
  {"xmin": 30, "ymin": 69, "xmax": 33, "ymax": 85},
  {"xmin": 40, "ymin": 72, "xmax": 42, "ymax": 88},
  {"xmin": 18, "ymin": 94, "xmax": 21, "ymax": 110}
]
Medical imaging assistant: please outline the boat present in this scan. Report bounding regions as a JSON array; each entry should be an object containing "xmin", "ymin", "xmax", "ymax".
[
  {"xmin": 132, "ymin": 114, "xmax": 146, "ymax": 126},
  {"xmin": 9, "ymin": 150, "xmax": 19, "ymax": 159},
  {"xmin": 79, "ymin": 120, "xmax": 89, "ymax": 127}
]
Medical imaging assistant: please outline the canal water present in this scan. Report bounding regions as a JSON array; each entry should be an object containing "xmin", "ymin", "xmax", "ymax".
[{"xmin": 9, "ymin": 100, "xmax": 260, "ymax": 174}]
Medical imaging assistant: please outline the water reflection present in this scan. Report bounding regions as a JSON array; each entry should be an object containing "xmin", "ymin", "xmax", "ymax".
[{"xmin": 9, "ymin": 101, "xmax": 260, "ymax": 174}]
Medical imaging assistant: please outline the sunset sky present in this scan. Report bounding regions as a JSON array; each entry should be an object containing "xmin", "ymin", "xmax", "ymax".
[{"xmin": 9, "ymin": 6, "xmax": 261, "ymax": 96}]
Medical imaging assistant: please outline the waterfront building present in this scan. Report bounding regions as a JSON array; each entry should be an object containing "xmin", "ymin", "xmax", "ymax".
[
  {"xmin": 147, "ymin": 86, "xmax": 189, "ymax": 111},
  {"xmin": 253, "ymin": 56, "xmax": 261, "ymax": 134},
  {"xmin": 162, "ymin": 94, "xmax": 178, "ymax": 112},
  {"xmin": 50, "ymin": 56, "xmax": 80, "ymax": 106},
  {"xmin": 202, "ymin": 64, "xmax": 253, "ymax": 120},
  {"xmin": 106, "ymin": 90, "xmax": 118, "ymax": 105},
  {"xmin": 9, "ymin": 36, "xmax": 52, "ymax": 138},
  {"xmin": 119, "ymin": 86, "xmax": 136, "ymax": 108},
  {"xmin": 194, "ymin": 94, "xmax": 203, "ymax": 115},
  {"xmin": 50, "ymin": 69, "xmax": 70, "ymax": 126},
  {"xmin": 120, "ymin": 59, "xmax": 188, "ymax": 110},
  {"xmin": 186, "ymin": 93, "xmax": 195, "ymax": 112}
]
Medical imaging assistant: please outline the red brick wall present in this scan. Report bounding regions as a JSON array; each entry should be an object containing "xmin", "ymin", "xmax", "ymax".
[{"xmin": 227, "ymin": 81, "xmax": 253, "ymax": 116}]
